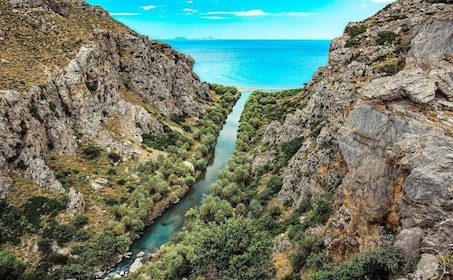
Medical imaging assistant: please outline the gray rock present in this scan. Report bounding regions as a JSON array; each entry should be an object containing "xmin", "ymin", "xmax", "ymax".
[
  {"xmin": 394, "ymin": 228, "xmax": 424, "ymax": 259},
  {"xmin": 129, "ymin": 255, "xmax": 144, "ymax": 274},
  {"xmin": 0, "ymin": 176, "xmax": 13, "ymax": 201},
  {"xmin": 255, "ymin": 0, "xmax": 453, "ymax": 263},
  {"xmin": 67, "ymin": 187, "xmax": 86, "ymax": 215},
  {"xmin": 274, "ymin": 234, "xmax": 291, "ymax": 253},
  {"xmin": 414, "ymin": 254, "xmax": 439, "ymax": 280},
  {"xmin": 91, "ymin": 178, "xmax": 108, "ymax": 191}
]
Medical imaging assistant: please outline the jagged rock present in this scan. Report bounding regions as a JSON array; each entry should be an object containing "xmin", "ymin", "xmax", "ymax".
[
  {"xmin": 362, "ymin": 68, "xmax": 438, "ymax": 103},
  {"xmin": 257, "ymin": 0, "xmax": 453, "ymax": 263},
  {"xmin": 0, "ymin": 0, "xmax": 211, "ymax": 200},
  {"xmin": 66, "ymin": 187, "xmax": 85, "ymax": 215}
]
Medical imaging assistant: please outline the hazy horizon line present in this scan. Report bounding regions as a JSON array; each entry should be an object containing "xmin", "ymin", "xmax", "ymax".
[{"xmin": 158, "ymin": 37, "xmax": 333, "ymax": 41}]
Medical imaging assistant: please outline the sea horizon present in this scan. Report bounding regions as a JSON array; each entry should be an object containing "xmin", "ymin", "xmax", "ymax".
[{"xmin": 164, "ymin": 39, "xmax": 331, "ymax": 90}]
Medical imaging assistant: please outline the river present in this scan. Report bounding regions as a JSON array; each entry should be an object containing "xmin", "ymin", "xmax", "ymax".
[{"xmin": 110, "ymin": 91, "xmax": 251, "ymax": 276}]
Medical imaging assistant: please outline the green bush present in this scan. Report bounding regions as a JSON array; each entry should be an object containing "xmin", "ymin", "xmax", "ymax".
[
  {"xmin": 72, "ymin": 215, "xmax": 89, "ymax": 228},
  {"xmin": 82, "ymin": 145, "xmax": 101, "ymax": 160},
  {"xmin": 23, "ymin": 196, "xmax": 66, "ymax": 227},
  {"xmin": 190, "ymin": 217, "xmax": 275, "ymax": 279},
  {"xmin": 0, "ymin": 250, "xmax": 26, "ymax": 279},
  {"xmin": 108, "ymin": 152, "xmax": 121, "ymax": 163},
  {"xmin": 376, "ymin": 31, "xmax": 398, "ymax": 45},
  {"xmin": 0, "ymin": 204, "xmax": 24, "ymax": 244},
  {"xmin": 345, "ymin": 24, "xmax": 367, "ymax": 37},
  {"xmin": 309, "ymin": 246, "xmax": 403, "ymax": 280},
  {"xmin": 37, "ymin": 238, "xmax": 53, "ymax": 254}
]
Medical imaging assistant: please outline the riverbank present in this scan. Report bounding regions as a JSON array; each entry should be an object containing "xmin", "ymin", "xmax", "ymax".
[{"xmin": 106, "ymin": 91, "xmax": 251, "ymax": 277}]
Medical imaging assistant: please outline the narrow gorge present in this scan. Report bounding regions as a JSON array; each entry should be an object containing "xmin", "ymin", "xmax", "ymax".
[{"xmin": 0, "ymin": 0, "xmax": 452, "ymax": 279}]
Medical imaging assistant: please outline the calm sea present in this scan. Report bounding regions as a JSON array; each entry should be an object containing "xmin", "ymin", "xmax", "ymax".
[{"xmin": 164, "ymin": 39, "xmax": 331, "ymax": 90}]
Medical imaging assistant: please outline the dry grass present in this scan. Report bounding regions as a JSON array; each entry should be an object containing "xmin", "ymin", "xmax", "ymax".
[
  {"xmin": 274, "ymin": 252, "xmax": 292, "ymax": 279},
  {"xmin": 0, "ymin": 1, "xmax": 132, "ymax": 92},
  {"xmin": 47, "ymin": 145, "xmax": 140, "ymax": 235}
]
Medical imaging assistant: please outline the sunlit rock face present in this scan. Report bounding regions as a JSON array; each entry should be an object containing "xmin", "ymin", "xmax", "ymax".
[
  {"xmin": 0, "ymin": 0, "xmax": 210, "ymax": 199},
  {"xmin": 260, "ymin": 0, "xmax": 453, "ymax": 262}
]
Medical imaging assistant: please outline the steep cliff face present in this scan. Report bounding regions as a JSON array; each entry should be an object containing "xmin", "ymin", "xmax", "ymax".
[
  {"xmin": 261, "ymin": 0, "xmax": 453, "ymax": 263},
  {"xmin": 0, "ymin": 0, "xmax": 210, "ymax": 200}
]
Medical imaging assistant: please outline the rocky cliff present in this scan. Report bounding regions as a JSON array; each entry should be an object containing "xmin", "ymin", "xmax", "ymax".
[
  {"xmin": 260, "ymin": 0, "xmax": 453, "ymax": 271},
  {"xmin": 0, "ymin": 0, "xmax": 210, "ymax": 200}
]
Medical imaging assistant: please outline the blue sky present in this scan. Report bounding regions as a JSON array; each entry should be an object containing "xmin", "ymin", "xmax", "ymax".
[{"xmin": 86, "ymin": 0, "xmax": 396, "ymax": 39}]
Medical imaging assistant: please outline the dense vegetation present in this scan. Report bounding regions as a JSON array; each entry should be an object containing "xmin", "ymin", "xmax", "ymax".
[
  {"xmin": 120, "ymin": 88, "xmax": 407, "ymax": 280},
  {"xmin": 0, "ymin": 84, "xmax": 240, "ymax": 279},
  {"xmin": 2, "ymin": 86, "xmax": 409, "ymax": 279}
]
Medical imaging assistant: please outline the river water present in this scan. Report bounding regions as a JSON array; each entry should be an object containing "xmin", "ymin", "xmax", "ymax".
[{"xmin": 110, "ymin": 91, "xmax": 251, "ymax": 276}]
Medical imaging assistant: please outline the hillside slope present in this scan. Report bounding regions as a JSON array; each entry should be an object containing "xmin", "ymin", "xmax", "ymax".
[
  {"xmin": 0, "ymin": 0, "xmax": 210, "ymax": 199},
  {"xmin": 259, "ymin": 0, "xmax": 453, "ymax": 272},
  {"xmin": 0, "ymin": 0, "xmax": 242, "ymax": 277}
]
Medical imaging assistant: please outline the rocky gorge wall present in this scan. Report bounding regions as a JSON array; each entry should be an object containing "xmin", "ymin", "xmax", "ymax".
[
  {"xmin": 259, "ymin": 0, "xmax": 453, "ymax": 268},
  {"xmin": 0, "ymin": 0, "xmax": 211, "ymax": 200}
]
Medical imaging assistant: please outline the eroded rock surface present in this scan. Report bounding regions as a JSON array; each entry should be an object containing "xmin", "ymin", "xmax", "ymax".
[
  {"xmin": 0, "ymin": 0, "xmax": 211, "ymax": 199},
  {"xmin": 261, "ymin": 0, "xmax": 453, "ymax": 263}
]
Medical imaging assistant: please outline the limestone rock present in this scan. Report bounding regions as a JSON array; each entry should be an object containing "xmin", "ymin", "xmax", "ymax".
[
  {"xmin": 394, "ymin": 228, "xmax": 424, "ymax": 259},
  {"xmin": 414, "ymin": 254, "xmax": 440, "ymax": 280},
  {"xmin": 91, "ymin": 178, "xmax": 108, "ymax": 191},
  {"xmin": 0, "ymin": 176, "xmax": 13, "ymax": 201},
  {"xmin": 256, "ymin": 0, "xmax": 453, "ymax": 263},
  {"xmin": 274, "ymin": 234, "xmax": 292, "ymax": 253},
  {"xmin": 129, "ymin": 252, "xmax": 145, "ymax": 274},
  {"xmin": 66, "ymin": 187, "xmax": 85, "ymax": 215},
  {"xmin": 0, "ymin": 0, "xmax": 211, "ymax": 200}
]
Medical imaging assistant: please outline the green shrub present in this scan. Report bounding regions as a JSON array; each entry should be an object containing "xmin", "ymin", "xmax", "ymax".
[
  {"xmin": 190, "ymin": 217, "xmax": 275, "ymax": 279},
  {"xmin": 345, "ymin": 25, "xmax": 367, "ymax": 37},
  {"xmin": 108, "ymin": 152, "xmax": 121, "ymax": 163},
  {"xmin": 281, "ymin": 137, "xmax": 303, "ymax": 157},
  {"xmin": 72, "ymin": 214, "xmax": 89, "ymax": 228},
  {"xmin": 37, "ymin": 238, "xmax": 53, "ymax": 254},
  {"xmin": 0, "ymin": 250, "xmax": 26, "ymax": 279},
  {"xmin": 309, "ymin": 245, "xmax": 403, "ymax": 280},
  {"xmin": 43, "ymin": 252, "xmax": 68, "ymax": 265},
  {"xmin": 29, "ymin": 104, "xmax": 42, "ymax": 122},
  {"xmin": 82, "ymin": 145, "xmax": 101, "ymax": 160},
  {"xmin": 0, "ymin": 204, "xmax": 24, "ymax": 244},
  {"xmin": 376, "ymin": 31, "xmax": 398, "ymax": 45},
  {"xmin": 23, "ymin": 196, "xmax": 66, "ymax": 226},
  {"xmin": 291, "ymin": 237, "xmax": 325, "ymax": 272}
]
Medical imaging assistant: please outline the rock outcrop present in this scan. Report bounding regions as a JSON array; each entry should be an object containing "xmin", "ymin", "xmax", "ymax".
[
  {"xmin": 261, "ymin": 0, "xmax": 453, "ymax": 264},
  {"xmin": 0, "ymin": 0, "xmax": 211, "ymax": 200}
]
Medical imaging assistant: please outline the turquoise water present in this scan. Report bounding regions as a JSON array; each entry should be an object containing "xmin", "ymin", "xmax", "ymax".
[
  {"xmin": 165, "ymin": 39, "xmax": 330, "ymax": 90},
  {"xmin": 111, "ymin": 92, "xmax": 251, "ymax": 276},
  {"xmin": 111, "ymin": 40, "xmax": 330, "ymax": 276}
]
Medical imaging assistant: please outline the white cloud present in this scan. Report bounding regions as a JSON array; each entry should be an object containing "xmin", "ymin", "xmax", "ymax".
[
  {"xmin": 140, "ymin": 5, "xmax": 156, "ymax": 11},
  {"xmin": 236, "ymin": 10, "xmax": 269, "ymax": 16},
  {"xmin": 183, "ymin": 8, "xmax": 198, "ymax": 14},
  {"xmin": 204, "ymin": 10, "xmax": 310, "ymax": 17},
  {"xmin": 371, "ymin": 0, "xmax": 395, "ymax": 3},
  {"xmin": 186, "ymin": 0, "xmax": 193, "ymax": 3},
  {"xmin": 202, "ymin": 16, "xmax": 227, "ymax": 20},
  {"xmin": 110, "ymin": 12, "xmax": 140, "ymax": 16}
]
